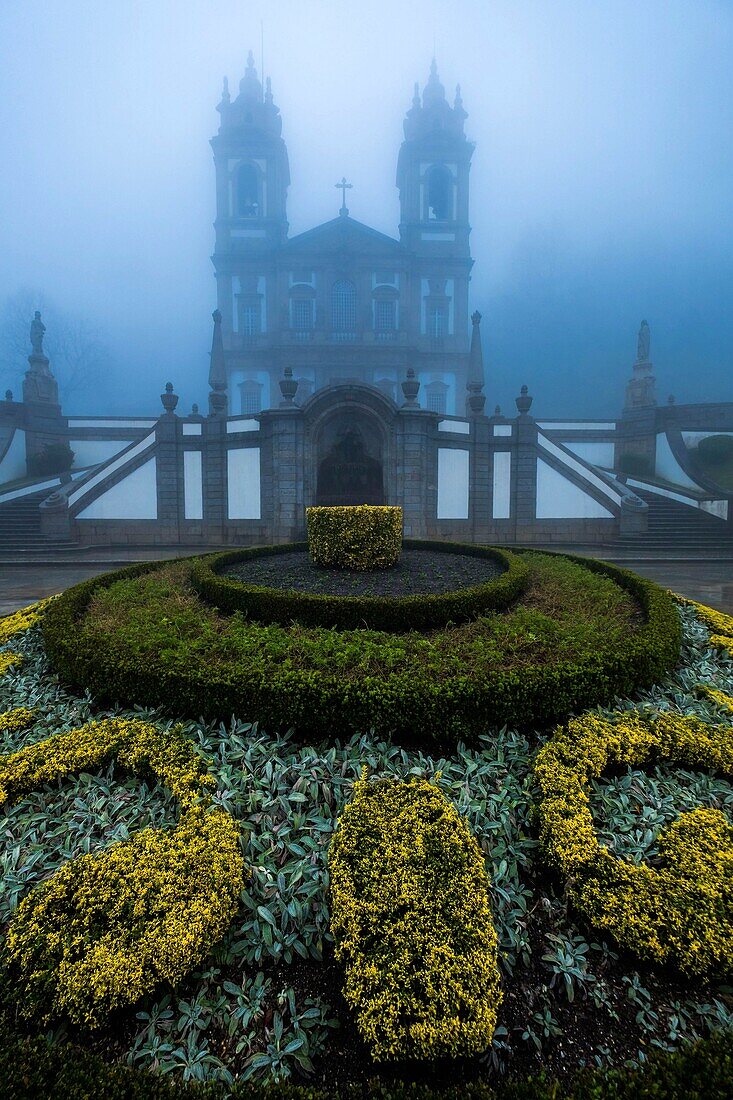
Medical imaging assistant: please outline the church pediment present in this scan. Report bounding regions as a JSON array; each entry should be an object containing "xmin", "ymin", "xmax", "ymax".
[{"xmin": 284, "ymin": 217, "xmax": 404, "ymax": 258}]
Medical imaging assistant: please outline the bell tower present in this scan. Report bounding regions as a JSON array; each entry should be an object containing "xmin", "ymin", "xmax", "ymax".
[
  {"xmin": 396, "ymin": 61, "xmax": 474, "ymax": 356},
  {"xmin": 211, "ymin": 51, "xmax": 291, "ymax": 396},
  {"xmin": 211, "ymin": 52, "xmax": 290, "ymax": 250},
  {"xmin": 396, "ymin": 60, "xmax": 474, "ymax": 255}
]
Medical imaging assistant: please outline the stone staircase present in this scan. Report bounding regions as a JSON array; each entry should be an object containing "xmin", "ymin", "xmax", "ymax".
[
  {"xmin": 0, "ymin": 491, "xmax": 75, "ymax": 555},
  {"xmin": 614, "ymin": 488, "xmax": 733, "ymax": 556}
]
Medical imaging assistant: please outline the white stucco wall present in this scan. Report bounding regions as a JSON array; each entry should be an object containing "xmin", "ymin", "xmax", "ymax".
[
  {"xmin": 0, "ymin": 428, "xmax": 27, "ymax": 484},
  {"xmin": 655, "ymin": 433, "xmax": 702, "ymax": 491},
  {"xmin": 76, "ymin": 457, "xmax": 158, "ymax": 520},
  {"xmin": 70, "ymin": 439, "xmax": 134, "ymax": 467},
  {"xmin": 437, "ymin": 447, "xmax": 469, "ymax": 520},
  {"xmin": 184, "ymin": 451, "xmax": 203, "ymax": 520},
  {"xmin": 535, "ymin": 459, "xmax": 613, "ymax": 519},
  {"xmin": 563, "ymin": 441, "xmax": 615, "ymax": 467},
  {"xmin": 492, "ymin": 451, "xmax": 511, "ymax": 519},
  {"xmin": 227, "ymin": 447, "xmax": 261, "ymax": 520}
]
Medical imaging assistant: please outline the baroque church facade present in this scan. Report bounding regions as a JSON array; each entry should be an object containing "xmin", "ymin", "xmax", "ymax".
[
  {"xmin": 1, "ymin": 56, "xmax": 732, "ymax": 551},
  {"xmin": 212, "ymin": 54, "xmax": 480, "ymax": 421}
]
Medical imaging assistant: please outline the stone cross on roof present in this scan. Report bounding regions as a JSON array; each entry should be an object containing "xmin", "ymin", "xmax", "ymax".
[{"xmin": 335, "ymin": 177, "xmax": 352, "ymax": 217}]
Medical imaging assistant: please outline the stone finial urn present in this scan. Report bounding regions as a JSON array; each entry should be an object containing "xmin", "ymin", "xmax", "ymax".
[
  {"xmin": 401, "ymin": 367, "xmax": 420, "ymax": 408},
  {"xmin": 160, "ymin": 381, "xmax": 179, "ymax": 415},
  {"xmin": 279, "ymin": 367, "xmax": 299, "ymax": 406},
  {"xmin": 515, "ymin": 384, "xmax": 533, "ymax": 416}
]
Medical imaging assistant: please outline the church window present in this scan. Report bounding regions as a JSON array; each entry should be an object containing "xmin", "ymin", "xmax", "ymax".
[
  {"xmin": 292, "ymin": 298, "xmax": 314, "ymax": 331},
  {"xmin": 331, "ymin": 279, "xmax": 356, "ymax": 336},
  {"xmin": 426, "ymin": 164, "xmax": 452, "ymax": 221},
  {"xmin": 236, "ymin": 164, "xmax": 259, "ymax": 218},
  {"xmin": 427, "ymin": 390, "xmax": 447, "ymax": 414},
  {"xmin": 426, "ymin": 381, "xmax": 448, "ymax": 414},
  {"xmin": 239, "ymin": 380, "xmax": 262, "ymax": 415},
  {"xmin": 296, "ymin": 375, "xmax": 315, "ymax": 400},
  {"xmin": 240, "ymin": 303, "xmax": 261, "ymax": 337},
  {"xmin": 376, "ymin": 377, "xmax": 397, "ymax": 402},
  {"xmin": 428, "ymin": 305, "xmax": 447, "ymax": 338},
  {"xmin": 374, "ymin": 299, "xmax": 396, "ymax": 333}
]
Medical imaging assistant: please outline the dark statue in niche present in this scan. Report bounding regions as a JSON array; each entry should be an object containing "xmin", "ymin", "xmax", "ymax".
[{"xmin": 316, "ymin": 426, "xmax": 384, "ymax": 506}]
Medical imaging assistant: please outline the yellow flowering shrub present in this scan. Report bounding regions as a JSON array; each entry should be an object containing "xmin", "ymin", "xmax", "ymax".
[
  {"xmin": 0, "ymin": 707, "xmax": 35, "ymax": 734},
  {"xmin": 306, "ymin": 505, "xmax": 402, "ymax": 570},
  {"xmin": 696, "ymin": 684, "xmax": 733, "ymax": 714},
  {"xmin": 328, "ymin": 774, "xmax": 501, "ymax": 1060},
  {"xmin": 677, "ymin": 596, "xmax": 733, "ymax": 658},
  {"xmin": 534, "ymin": 710, "xmax": 733, "ymax": 976},
  {"xmin": 0, "ymin": 718, "xmax": 245, "ymax": 1027},
  {"xmin": 0, "ymin": 597, "xmax": 53, "ymax": 646},
  {"xmin": 0, "ymin": 652, "xmax": 22, "ymax": 677}
]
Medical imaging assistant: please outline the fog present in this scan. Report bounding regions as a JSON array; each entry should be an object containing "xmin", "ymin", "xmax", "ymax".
[{"xmin": 1, "ymin": 0, "xmax": 732, "ymax": 417}]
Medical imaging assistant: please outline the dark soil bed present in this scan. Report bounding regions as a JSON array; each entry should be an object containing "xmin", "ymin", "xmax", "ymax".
[{"xmin": 222, "ymin": 548, "xmax": 503, "ymax": 598}]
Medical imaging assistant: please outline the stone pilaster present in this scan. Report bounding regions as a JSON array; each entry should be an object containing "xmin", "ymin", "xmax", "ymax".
[{"xmin": 396, "ymin": 409, "xmax": 437, "ymax": 537}]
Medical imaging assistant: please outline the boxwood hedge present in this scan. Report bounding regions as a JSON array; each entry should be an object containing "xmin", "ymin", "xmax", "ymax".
[
  {"xmin": 306, "ymin": 504, "xmax": 403, "ymax": 570},
  {"xmin": 41, "ymin": 548, "xmax": 681, "ymax": 742},
  {"xmin": 188, "ymin": 540, "xmax": 529, "ymax": 632},
  {"xmin": 2, "ymin": 1024, "xmax": 733, "ymax": 1100}
]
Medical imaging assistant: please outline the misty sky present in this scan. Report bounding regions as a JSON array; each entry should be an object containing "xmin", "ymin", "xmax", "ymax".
[{"xmin": 1, "ymin": 0, "xmax": 732, "ymax": 417}]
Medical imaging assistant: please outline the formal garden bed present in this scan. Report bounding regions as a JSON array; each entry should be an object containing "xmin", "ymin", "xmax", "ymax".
[{"xmin": 1, "ymin": 508, "xmax": 733, "ymax": 1097}]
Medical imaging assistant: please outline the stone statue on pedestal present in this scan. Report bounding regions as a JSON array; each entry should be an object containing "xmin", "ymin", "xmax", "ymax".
[{"xmin": 30, "ymin": 311, "xmax": 46, "ymax": 354}]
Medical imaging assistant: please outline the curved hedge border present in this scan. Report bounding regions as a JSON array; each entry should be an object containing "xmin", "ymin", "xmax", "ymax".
[
  {"xmin": 188, "ymin": 540, "xmax": 529, "ymax": 632},
  {"xmin": 0, "ymin": 717, "xmax": 245, "ymax": 1027},
  {"xmin": 42, "ymin": 550, "xmax": 682, "ymax": 740},
  {"xmin": 329, "ymin": 774, "xmax": 501, "ymax": 1060},
  {"xmin": 2, "ymin": 1025, "xmax": 733, "ymax": 1100},
  {"xmin": 534, "ymin": 706, "xmax": 733, "ymax": 976}
]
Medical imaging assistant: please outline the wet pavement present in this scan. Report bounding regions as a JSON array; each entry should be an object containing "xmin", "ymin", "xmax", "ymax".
[{"xmin": 1, "ymin": 551, "xmax": 732, "ymax": 615}]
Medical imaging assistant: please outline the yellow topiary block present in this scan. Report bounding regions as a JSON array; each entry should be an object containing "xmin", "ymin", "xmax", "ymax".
[
  {"xmin": 329, "ymin": 773, "xmax": 501, "ymax": 1060},
  {"xmin": 306, "ymin": 505, "xmax": 402, "ymax": 570}
]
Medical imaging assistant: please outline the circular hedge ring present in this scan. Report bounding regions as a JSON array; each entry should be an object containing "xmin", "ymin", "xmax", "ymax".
[
  {"xmin": 42, "ymin": 551, "xmax": 682, "ymax": 742},
  {"xmin": 534, "ymin": 707, "xmax": 733, "ymax": 977},
  {"xmin": 188, "ymin": 540, "xmax": 529, "ymax": 632}
]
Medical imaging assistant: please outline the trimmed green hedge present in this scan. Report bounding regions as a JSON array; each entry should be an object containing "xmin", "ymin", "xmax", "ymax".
[
  {"xmin": 42, "ymin": 550, "xmax": 681, "ymax": 742},
  {"xmin": 188, "ymin": 541, "xmax": 529, "ymax": 632},
  {"xmin": 2, "ymin": 1025, "xmax": 733, "ymax": 1099},
  {"xmin": 306, "ymin": 505, "xmax": 403, "ymax": 570}
]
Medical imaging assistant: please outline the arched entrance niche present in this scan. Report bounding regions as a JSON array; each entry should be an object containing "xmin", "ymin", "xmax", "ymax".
[{"xmin": 302, "ymin": 385, "xmax": 396, "ymax": 509}]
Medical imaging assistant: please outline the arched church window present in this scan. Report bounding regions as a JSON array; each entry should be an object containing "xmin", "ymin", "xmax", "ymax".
[
  {"xmin": 291, "ymin": 297, "xmax": 314, "ymax": 332},
  {"xmin": 374, "ymin": 299, "xmax": 396, "ymax": 333},
  {"xmin": 426, "ymin": 381, "xmax": 448, "ymax": 415},
  {"xmin": 376, "ymin": 377, "xmax": 397, "ymax": 402},
  {"xmin": 426, "ymin": 164, "xmax": 452, "ymax": 221},
  {"xmin": 428, "ymin": 304, "xmax": 447, "ymax": 338},
  {"xmin": 240, "ymin": 302, "xmax": 261, "ymax": 338},
  {"xmin": 236, "ymin": 164, "xmax": 259, "ymax": 218},
  {"xmin": 239, "ymin": 380, "xmax": 263, "ymax": 415},
  {"xmin": 331, "ymin": 279, "xmax": 356, "ymax": 337}
]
